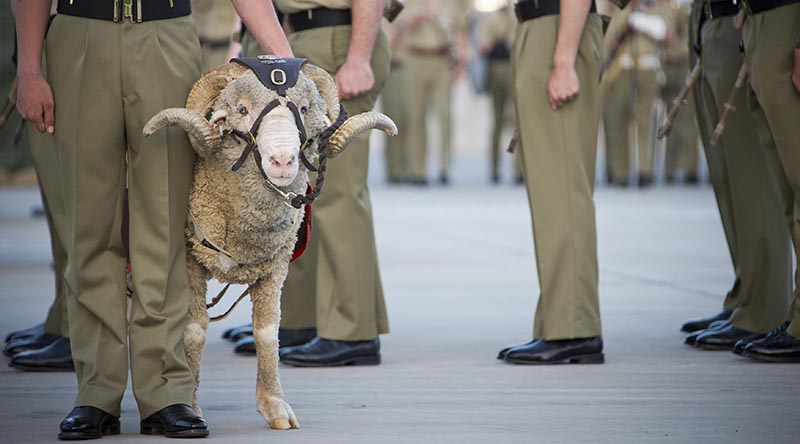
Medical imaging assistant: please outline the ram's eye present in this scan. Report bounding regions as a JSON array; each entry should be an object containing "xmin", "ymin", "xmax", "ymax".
[
  {"xmin": 300, "ymin": 106, "xmax": 308, "ymax": 114},
  {"xmin": 237, "ymin": 104, "xmax": 248, "ymax": 115}
]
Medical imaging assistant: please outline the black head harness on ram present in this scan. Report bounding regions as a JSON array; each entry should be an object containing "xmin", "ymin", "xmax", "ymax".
[{"xmin": 227, "ymin": 56, "xmax": 347, "ymax": 209}]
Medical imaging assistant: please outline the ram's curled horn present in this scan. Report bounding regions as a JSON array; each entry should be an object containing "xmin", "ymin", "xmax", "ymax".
[
  {"xmin": 301, "ymin": 64, "xmax": 340, "ymax": 122},
  {"xmin": 143, "ymin": 108, "xmax": 223, "ymax": 153},
  {"xmin": 326, "ymin": 112, "xmax": 398, "ymax": 158},
  {"xmin": 186, "ymin": 63, "xmax": 248, "ymax": 114}
]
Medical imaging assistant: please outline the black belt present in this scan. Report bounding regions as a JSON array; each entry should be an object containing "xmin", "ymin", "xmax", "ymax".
[
  {"xmin": 288, "ymin": 8, "xmax": 352, "ymax": 33},
  {"xmin": 746, "ymin": 0, "xmax": 800, "ymax": 13},
  {"xmin": 703, "ymin": 0, "xmax": 741, "ymax": 20},
  {"xmin": 56, "ymin": 0, "xmax": 191, "ymax": 23},
  {"xmin": 515, "ymin": 0, "xmax": 597, "ymax": 23},
  {"xmin": 487, "ymin": 41, "xmax": 511, "ymax": 60}
]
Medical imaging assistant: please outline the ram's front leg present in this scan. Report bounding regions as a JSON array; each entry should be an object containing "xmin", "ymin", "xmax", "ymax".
[
  {"xmin": 250, "ymin": 272, "xmax": 299, "ymax": 430},
  {"xmin": 183, "ymin": 254, "xmax": 210, "ymax": 414}
]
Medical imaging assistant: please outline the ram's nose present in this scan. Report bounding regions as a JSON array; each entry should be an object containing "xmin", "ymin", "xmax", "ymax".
[{"xmin": 268, "ymin": 153, "xmax": 297, "ymax": 169}]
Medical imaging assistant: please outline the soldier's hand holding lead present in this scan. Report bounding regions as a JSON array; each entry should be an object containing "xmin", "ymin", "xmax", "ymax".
[
  {"xmin": 547, "ymin": 64, "xmax": 580, "ymax": 110},
  {"xmin": 17, "ymin": 73, "xmax": 55, "ymax": 134}
]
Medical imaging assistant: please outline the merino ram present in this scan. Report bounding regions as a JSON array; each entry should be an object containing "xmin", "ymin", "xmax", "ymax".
[{"xmin": 143, "ymin": 58, "xmax": 396, "ymax": 430}]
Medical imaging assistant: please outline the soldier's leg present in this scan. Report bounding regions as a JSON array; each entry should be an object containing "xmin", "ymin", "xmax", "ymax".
[
  {"xmin": 431, "ymin": 57, "xmax": 452, "ymax": 181},
  {"xmin": 122, "ymin": 17, "xmax": 200, "ymax": 418},
  {"xmin": 746, "ymin": 5, "xmax": 800, "ymax": 337},
  {"xmin": 381, "ymin": 63, "xmax": 408, "ymax": 181},
  {"xmin": 46, "ymin": 15, "xmax": 129, "ymax": 415},
  {"xmin": 603, "ymin": 70, "xmax": 632, "ymax": 183},
  {"xmin": 634, "ymin": 70, "xmax": 658, "ymax": 181},
  {"xmin": 284, "ymin": 26, "xmax": 391, "ymax": 340},
  {"xmin": 514, "ymin": 15, "xmax": 603, "ymax": 341},
  {"xmin": 488, "ymin": 63, "xmax": 504, "ymax": 181},
  {"xmin": 403, "ymin": 55, "xmax": 433, "ymax": 182}
]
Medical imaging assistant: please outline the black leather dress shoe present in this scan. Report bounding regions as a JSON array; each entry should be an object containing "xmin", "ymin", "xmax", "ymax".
[
  {"xmin": 3, "ymin": 332, "xmax": 61, "ymax": 357},
  {"xmin": 684, "ymin": 321, "xmax": 730, "ymax": 346},
  {"xmin": 140, "ymin": 404, "xmax": 208, "ymax": 438},
  {"xmin": 233, "ymin": 327, "xmax": 317, "ymax": 355},
  {"xmin": 504, "ymin": 337, "xmax": 604, "ymax": 365},
  {"xmin": 58, "ymin": 406, "xmax": 120, "ymax": 440},
  {"xmin": 693, "ymin": 324, "xmax": 761, "ymax": 351},
  {"xmin": 279, "ymin": 337, "xmax": 380, "ymax": 367},
  {"xmin": 497, "ymin": 340, "xmax": 536, "ymax": 360},
  {"xmin": 5, "ymin": 322, "xmax": 45, "ymax": 343},
  {"xmin": 221, "ymin": 324, "xmax": 250, "ymax": 341},
  {"xmin": 739, "ymin": 331, "xmax": 800, "ymax": 363},
  {"xmin": 9, "ymin": 337, "xmax": 74, "ymax": 371},
  {"xmin": 221, "ymin": 324, "xmax": 253, "ymax": 342},
  {"xmin": 733, "ymin": 322, "xmax": 788, "ymax": 356},
  {"xmin": 681, "ymin": 310, "xmax": 733, "ymax": 333}
]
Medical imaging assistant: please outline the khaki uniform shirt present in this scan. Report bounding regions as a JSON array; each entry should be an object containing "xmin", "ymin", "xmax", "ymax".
[
  {"xmin": 605, "ymin": 1, "xmax": 670, "ymax": 70},
  {"xmin": 193, "ymin": 0, "xmax": 237, "ymax": 42},
  {"xmin": 477, "ymin": 7, "xmax": 515, "ymax": 53},
  {"xmin": 274, "ymin": 0, "xmax": 351, "ymax": 14},
  {"xmin": 400, "ymin": 0, "xmax": 471, "ymax": 51}
]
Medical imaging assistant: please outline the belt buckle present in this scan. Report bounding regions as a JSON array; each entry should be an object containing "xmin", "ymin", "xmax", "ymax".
[{"xmin": 117, "ymin": 0, "xmax": 141, "ymax": 23}]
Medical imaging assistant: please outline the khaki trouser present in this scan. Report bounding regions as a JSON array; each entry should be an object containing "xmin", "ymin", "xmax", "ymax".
[
  {"xmin": 695, "ymin": 13, "xmax": 792, "ymax": 333},
  {"xmin": 603, "ymin": 68, "xmax": 659, "ymax": 181},
  {"xmin": 244, "ymin": 26, "xmax": 391, "ymax": 340},
  {"xmin": 47, "ymin": 15, "xmax": 200, "ymax": 418},
  {"xmin": 745, "ymin": 4, "xmax": 800, "ymax": 337},
  {"xmin": 30, "ymin": 123, "xmax": 69, "ymax": 338},
  {"xmin": 381, "ymin": 62, "xmax": 409, "ymax": 181},
  {"xmin": 487, "ymin": 59, "xmax": 522, "ymax": 180},
  {"xmin": 661, "ymin": 62, "xmax": 700, "ymax": 179},
  {"xmin": 512, "ymin": 14, "xmax": 603, "ymax": 340},
  {"xmin": 404, "ymin": 53, "xmax": 452, "ymax": 180}
]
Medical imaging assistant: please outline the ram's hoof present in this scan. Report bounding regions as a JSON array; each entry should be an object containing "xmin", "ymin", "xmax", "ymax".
[{"xmin": 257, "ymin": 395, "xmax": 299, "ymax": 430}]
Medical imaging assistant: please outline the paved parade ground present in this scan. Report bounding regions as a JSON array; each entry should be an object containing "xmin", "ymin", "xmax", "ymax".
[{"xmin": 1, "ymin": 173, "xmax": 798, "ymax": 444}]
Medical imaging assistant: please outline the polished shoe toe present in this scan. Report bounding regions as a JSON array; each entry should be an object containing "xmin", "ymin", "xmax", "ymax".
[
  {"xmin": 227, "ymin": 325, "xmax": 253, "ymax": 342},
  {"xmin": 741, "ymin": 330, "xmax": 800, "ymax": 363},
  {"xmin": 58, "ymin": 406, "xmax": 120, "ymax": 440},
  {"xmin": 684, "ymin": 321, "xmax": 730, "ymax": 346},
  {"xmin": 221, "ymin": 323, "xmax": 251, "ymax": 341},
  {"xmin": 496, "ymin": 340, "xmax": 535, "ymax": 360},
  {"xmin": 280, "ymin": 337, "xmax": 380, "ymax": 367},
  {"xmin": 693, "ymin": 325, "xmax": 761, "ymax": 351},
  {"xmin": 4, "ymin": 332, "xmax": 61, "ymax": 357},
  {"xmin": 680, "ymin": 310, "xmax": 732, "ymax": 333},
  {"xmin": 9, "ymin": 337, "xmax": 74, "ymax": 372},
  {"xmin": 233, "ymin": 336, "xmax": 256, "ymax": 355},
  {"xmin": 504, "ymin": 337, "xmax": 604, "ymax": 365},
  {"xmin": 5, "ymin": 322, "xmax": 45, "ymax": 343},
  {"xmin": 141, "ymin": 404, "xmax": 208, "ymax": 438}
]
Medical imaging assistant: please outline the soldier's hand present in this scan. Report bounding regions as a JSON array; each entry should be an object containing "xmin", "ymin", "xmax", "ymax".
[
  {"xmin": 547, "ymin": 65, "xmax": 580, "ymax": 110},
  {"xmin": 793, "ymin": 48, "xmax": 800, "ymax": 94},
  {"xmin": 335, "ymin": 59, "xmax": 374, "ymax": 101},
  {"xmin": 17, "ymin": 73, "xmax": 55, "ymax": 134}
]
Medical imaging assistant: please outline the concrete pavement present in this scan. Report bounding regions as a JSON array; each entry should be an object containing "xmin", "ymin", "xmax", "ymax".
[{"xmin": 0, "ymin": 177, "xmax": 797, "ymax": 444}]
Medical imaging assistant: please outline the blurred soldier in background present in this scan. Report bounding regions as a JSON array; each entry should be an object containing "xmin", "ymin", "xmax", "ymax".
[
  {"xmin": 603, "ymin": 0, "xmax": 668, "ymax": 187},
  {"xmin": 4, "ymin": 0, "xmax": 72, "ymax": 372},
  {"xmin": 396, "ymin": 0, "xmax": 470, "ymax": 186},
  {"xmin": 477, "ymin": 3, "xmax": 522, "ymax": 185},
  {"xmin": 382, "ymin": 18, "xmax": 410, "ymax": 184},
  {"xmin": 681, "ymin": 0, "xmax": 791, "ymax": 352},
  {"xmin": 193, "ymin": 0, "xmax": 239, "ymax": 72},
  {"xmin": 660, "ymin": 0, "xmax": 699, "ymax": 184},
  {"xmin": 0, "ymin": 2, "xmax": 35, "ymax": 187},
  {"xmin": 734, "ymin": 0, "xmax": 800, "ymax": 363}
]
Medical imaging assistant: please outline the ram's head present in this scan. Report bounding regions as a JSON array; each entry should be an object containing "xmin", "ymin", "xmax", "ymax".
[{"xmin": 144, "ymin": 61, "xmax": 397, "ymax": 187}]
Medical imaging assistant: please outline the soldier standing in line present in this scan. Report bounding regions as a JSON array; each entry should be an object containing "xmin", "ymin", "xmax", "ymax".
[
  {"xmin": 241, "ymin": 0, "xmax": 392, "ymax": 367},
  {"xmin": 382, "ymin": 16, "xmax": 410, "ymax": 184},
  {"xmin": 680, "ymin": 0, "xmax": 792, "ymax": 352},
  {"xmin": 4, "ymin": 0, "xmax": 72, "ymax": 372},
  {"xmin": 498, "ymin": 0, "xmax": 605, "ymax": 365},
  {"xmin": 733, "ymin": 0, "xmax": 800, "ymax": 363},
  {"xmin": 660, "ymin": 0, "xmax": 700, "ymax": 185},
  {"xmin": 396, "ymin": 0, "xmax": 470, "ymax": 186},
  {"xmin": 603, "ymin": 0, "xmax": 667, "ymax": 188},
  {"xmin": 193, "ymin": 0, "xmax": 239, "ymax": 72},
  {"xmin": 478, "ymin": 3, "xmax": 523, "ymax": 185},
  {"xmin": 16, "ymin": 0, "xmax": 292, "ymax": 438}
]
